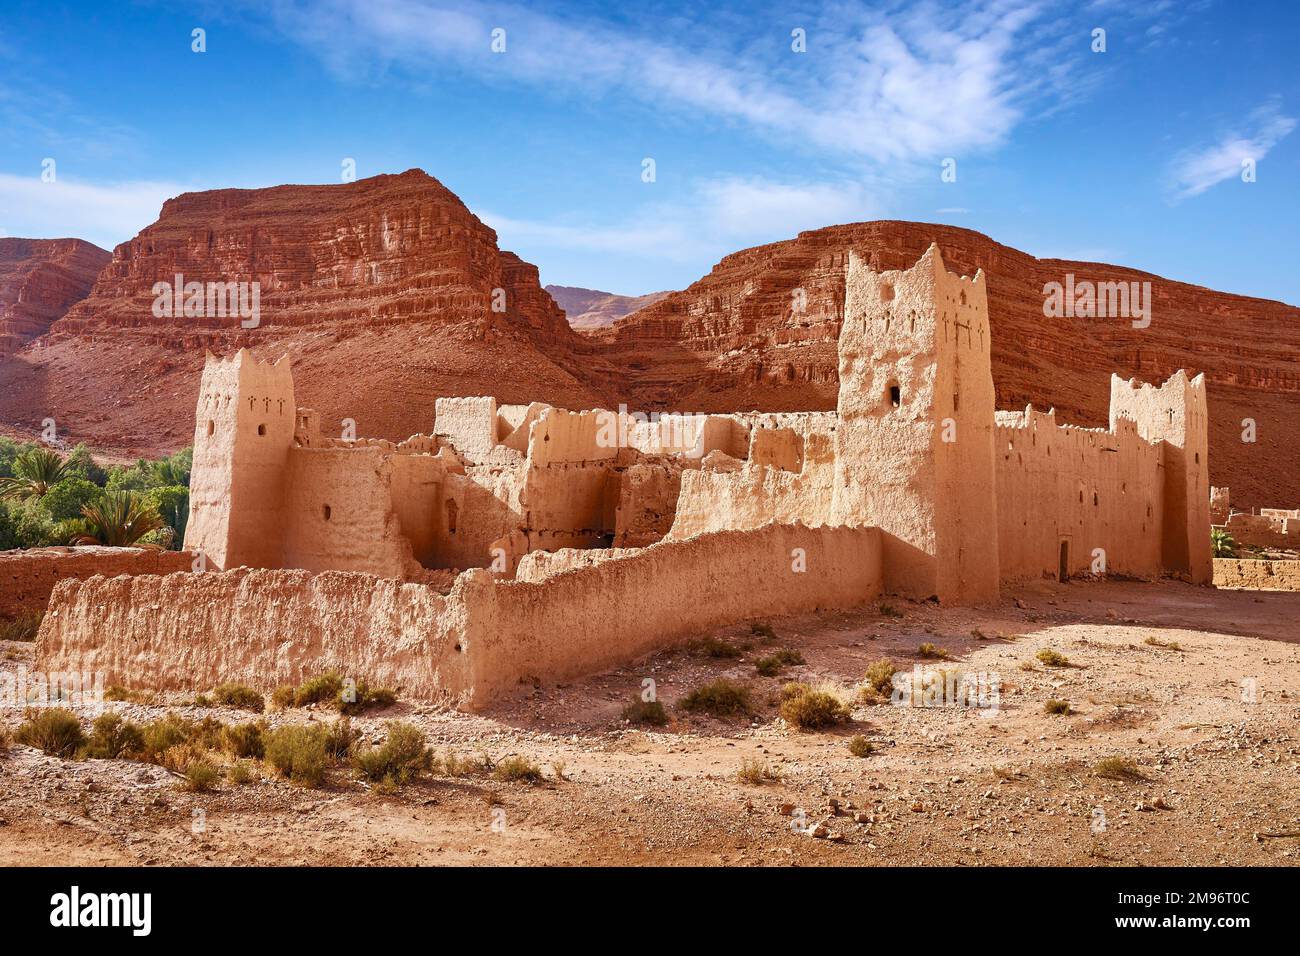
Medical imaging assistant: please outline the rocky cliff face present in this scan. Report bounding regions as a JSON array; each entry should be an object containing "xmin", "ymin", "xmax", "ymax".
[
  {"xmin": 592, "ymin": 221, "xmax": 1300, "ymax": 510},
  {"xmin": 0, "ymin": 171, "xmax": 616, "ymax": 454},
  {"xmin": 545, "ymin": 285, "xmax": 669, "ymax": 330},
  {"xmin": 0, "ymin": 238, "xmax": 109, "ymax": 355}
]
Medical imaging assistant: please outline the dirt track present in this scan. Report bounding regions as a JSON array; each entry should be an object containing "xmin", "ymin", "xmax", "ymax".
[{"xmin": 2, "ymin": 578, "xmax": 1298, "ymax": 866}]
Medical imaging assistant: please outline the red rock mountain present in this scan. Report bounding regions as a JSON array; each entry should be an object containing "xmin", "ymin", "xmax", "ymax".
[
  {"xmin": 0, "ymin": 175, "xmax": 1293, "ymax": 510},
  {"xmin": 0, "ymin": 171, "xmax": 618, "ymax": 453},
  {"xmin": 0, "ymin": 238, "xmax": 109, "ymax": 356},
  {"xmin": 593, "ymin": 221, "xmax": 1300, "ymax": 510},
  {"xmin": 545, "ymin": 284, "xmax": 670, "ymax": 330}
]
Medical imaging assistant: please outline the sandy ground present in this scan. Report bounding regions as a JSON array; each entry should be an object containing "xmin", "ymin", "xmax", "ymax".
[{"xmin": 1, "ymin": 577, "xmax": 1298, "ymax": 867}]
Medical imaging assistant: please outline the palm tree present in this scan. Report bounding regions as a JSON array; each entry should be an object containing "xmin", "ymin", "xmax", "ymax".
[
  {"xmin": 68, "ymin": 490, "xmax": 164, "ymax": 547},
  {"xmin": 0, "ymin": 448, "xmax": 70, "ymax": 501}
]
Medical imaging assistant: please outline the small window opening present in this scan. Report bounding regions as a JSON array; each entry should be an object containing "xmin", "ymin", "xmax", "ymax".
[
  {"xmin": 446, "ymin": 499, "xmax": 459, "ymax": 535},
  {"xmin": 323, "ymin": 504, "xmax": 332, "ymax": 520},
  {"xmin": 887, "ymin": 382, "xmax": 901, "ymax": 409},
  {"xmin": 207, "ymin": 420, "xmax": 215, "ymax": 437},
  {"xmin": 257, "ymin": 423, "xmax": 267, "ymax": 436}
]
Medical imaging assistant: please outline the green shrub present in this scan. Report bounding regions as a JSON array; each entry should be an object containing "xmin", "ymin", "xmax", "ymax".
[
  {"xmin": 337, "ymin": 681, "xmax": 397, "ymax": 715},
  {"xmin": 1036, "ymin": 649, "xmax": 1070, "ymax": 668},
  {"xmin": 0, "ymin": 610, "xmax": 43, "ymax": 642},
  {"xmin": 848, "ymin": 735, "xmax": 875, "ymax": 757},
  {"xmin": 141, "ymin": 713, "xmax": 192, "ymax": 761},
  {"xmin": 754, "ymin": 648, "xmax": 805, "ymax": 676},
  {"xmin": 680, "ymin": 679, "xmax": 752, "ymax": 718},
  {"xmin": 182, "ymin": 760, "xmax": 219, "ymax": 792},
  {"xmin": 492, "ymin": 755, "xmax": 544, "ymax": 784},
  {"xmin": 264, "ymin": 724, "xmax": 330, "ymax": 787},
  {"xmin": 292, "ymin": 672, "xmax": 343, "ymax": 707},
  {"xmin": 14, "ymin": 708, "xmax": 84, "ymax": 757},
  {"xmin": 352, "ymin": 722, "xmax": 435, "ymax": 787},
  {"xmin": 83, "ymin": 712, "xmax": 144, "ymax": 759},
  {"xmin": 323, "ymin": 716, "xmax": 361, "ymax": 759},
  {"xmin": 1211, "ymin": 527, "xmax": 1236, "ymax": 558},
  {"xmin": 779, "ymin": 687, "xmax": 850, "ymax": 730},
  {"xmin": 864, "ymin": 659, "xmax": 897, "ymax": 696},
  {"xmin": 40, "ymin": 476, "xmax": 103, "ymax": 522},
  {"xmin": 219, "ymin": 721, "xmax": 265, "ymax": 759},
  {"xmin": 621, "ymin": 698, "xmax": 668, "ymax": 726},
  {"xmin": 212, "ymin": 683, "xmax": 264, "ymax": 713}
]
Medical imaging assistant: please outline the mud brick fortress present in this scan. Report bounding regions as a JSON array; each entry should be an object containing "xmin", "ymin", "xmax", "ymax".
[{"xmin": 36, "ymin": 246, "xmax": 1212, "ymax": 707}]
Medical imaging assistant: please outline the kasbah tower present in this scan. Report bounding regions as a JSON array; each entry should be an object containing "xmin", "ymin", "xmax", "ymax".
[{"xmin": 832, "ymin": 244, "xmax": 999, "ymax": 604}]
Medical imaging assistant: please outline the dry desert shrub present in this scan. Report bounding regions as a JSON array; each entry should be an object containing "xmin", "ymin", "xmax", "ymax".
[
  {"xmin": 737, "ymin": 757, "xmax": 782, "ymax": 784},
  {"xmin": 1044, "ymin": 699, "xmax": 1072, "ymax": 715},
  {"xmin": 621, "ymin": 697, "xmax": 668, "ymax": 726},
  {"xmin": 353, "ymin": 722, "xmax": 435, "ymax": 788},
  {"xmin": 264, "ymin": 724, "xmax": 330, "ymax": 787},
  {"xmin": 749, "ymin": 622, "xmax": 778, "ymax": 640},
  {"xmin": 270, "ymin": 685, "xmax": 295, "ymax": 709},
  {"xmin": 754, "ymin": 648, "xmax": 805, "ymax": 677},
  {"xmin": 878, "ymin": 602, "xmax": 903, "ymax": 619},
  {"xmin": 182, "ymin": 760, "xmax": 219, "ymax": 792},
  {"xmin": 863, "ymin": 659, "xmax": 898, "ymax": 698},
  {"xmin": 689, "ymin": 635, "xmax": 743, "ymax": 659},
  {"xmin": 14, "ymin": 708, "xmax": 84, "ymax": 757},
  {"xmin": 0, "ymin": 610, "xmax": 43, "ymax": 642},
  {"xmin": 219, "ymin": 721, "xmax": 265, "ymax": 759},
  {"xmin": 1036, "ymin": 649, "xmax": 1070, "ymax": 668},
  {"xmin": 338, "ymin": 681, "xmax": 397, "ymax": 715},
  {"xmin": 848, "ymin": 735, "xmax": 875, "ymax": 757},
  {"xmin": 1144, "ymin": 636, "xmax": 1182, "ymax": 651},
  {"xmin": 227, "ymin": 760, "xmax": 257, "ymax": 785},
  {"xmin": 103, "ymin": 686, "xmax": 155, "ymax": 704},
  {"xmin": 917, "ymin": 642, "xmax": 949, "ymax": 660},
  {"xmin": 323, "ymin": 716, "xmax": 361, "ymax": 759},
  {"xmin": 291, "ymin": 672, "xmax": 343, "ymax": 707},
  {"xmin": 680, "ymin": 679, "xmax": 752, "ymax": 718},
  {"xmin": 211, "ymin": 682, "xmax": 264, "ymax": 713},
  {"xmin": 779, "ymin": 685, "xmax": 850, "ymax": 730},
  {"xmin": 492, "ymin": 754, "xmax": 544, "ymax": 784},
  {"xmin": 83, "ymin": 712, "xmax": 144, "ymax": 759},
  {"xmin": 1094, "ymin": 757, "xmax": 1146, "ymax": 781}
]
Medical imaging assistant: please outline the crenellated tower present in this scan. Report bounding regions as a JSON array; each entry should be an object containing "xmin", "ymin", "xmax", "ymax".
[{"xmin": 183, "ymin": 349, "xmax": 295, "ymax": 570}]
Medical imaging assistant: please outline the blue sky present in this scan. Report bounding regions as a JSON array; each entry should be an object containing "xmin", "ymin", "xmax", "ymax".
[{"xmin": 1, "ymin": 0, "xmax": 1297, "ymax": 302}]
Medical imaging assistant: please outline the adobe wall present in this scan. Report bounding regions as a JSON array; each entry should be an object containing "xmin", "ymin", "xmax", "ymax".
[
  {"xmin": 0, "ymin": 547, "xmax": 194, "ymax": 621},
  {"xmin": 1212, "ymin": 558, "xmax": 1300, "ymax": 591},
  {"xmin": 994, "ymin": 409, "xmax": 1164, "ymax": 582},
  {"xmin": 1224, "ymin": 512, "xmax": 1297, "ymax": 550},
  {"xmin": 434, "ymin": 396, "xmax": 498, "ymax": 465},
  {"xmin": 35, "ymin": 523, "xmax": 882, "ymax": 709},
  {"xmin": 1210, "ymin": 486, "xmax": 1230, "ymax": 524},
  {"xmin": 1110, "ymin": 371, "xmax": 1212, "ymax": 583}
]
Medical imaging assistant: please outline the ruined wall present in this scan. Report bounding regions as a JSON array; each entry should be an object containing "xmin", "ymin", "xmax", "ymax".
[
  {"xmin": 1210, "ymin": 486, "xmax": 1230, "ymax": 524},
  {"xmin": 1224, "ymin": 512, "xmax": 1298, "ymax": 550},
  {"xmin": 613, "ymin": 462, "xmax": 682, "ymax": 547},
  {"xmin": 184, "ymin": 349, "xmax": 295, "ymax": 570},
  {"xmin": 36, "ymin": 523, "xmax": 881, "ymax": 709},
  {"xmin": 994, "ymin": 409, "xmax": 1164, "ymax": 582},
  {"xmin": 1213, "ymin": 558, "xmax": 1300, "ymax": 591},
  {"xmin": 1110, "ymin": 370, "xmax": 1212, "ymax": 583},
  {"xmin": 434, "ymin": 396, "xmax": 499, "ymax": 464},
  {"xmin": 0, "ymin": 547, "xmax": 194, "ymax": 620}
]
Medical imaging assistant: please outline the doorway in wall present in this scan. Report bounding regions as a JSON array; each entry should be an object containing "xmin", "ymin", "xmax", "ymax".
[{"xmin": 1058, "ymin": 539, "xmax": 1070, "ymax": 583}]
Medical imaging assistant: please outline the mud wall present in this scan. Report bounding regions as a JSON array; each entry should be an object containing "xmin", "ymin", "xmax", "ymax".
[
  {"xmin": 0, "ymin": 547, "xmax": 194, "ymax": 620},
  {"xmin": 1213, "ymin": 558, "xmax": 1300, "ymax": 591}
]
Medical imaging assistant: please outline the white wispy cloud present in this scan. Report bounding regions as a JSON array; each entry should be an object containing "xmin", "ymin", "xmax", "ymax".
[
  {"xmin": 479, "ymin": 175, "xmax": 877, "ymax": 263},
  {"xmin": 0, "ymin": 173, "xmax": 186, "ymax": 250},
  {"xmin": 1166, "ymin": 101, "xmax": 1296, "ymax": 201},
  {"xmin": 251, "ymin": 0, "xmax": 1071, "ymax": 165}
]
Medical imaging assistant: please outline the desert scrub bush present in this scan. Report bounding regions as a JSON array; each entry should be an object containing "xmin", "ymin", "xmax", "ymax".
[
  {"xmin": 182, "ymin": 760, "xmax": 219, "ymax": 792},
  {"xmin": 779, "ymin": 686, "xmax": 850, "ymax": 730},
  {"xmin": 103, "ymin": 686, "xmax": 154, "ymax": 704},
  {"xmin": 1144, "ymin": 636, "xmax": 1182, "ymax": 651},
  {"xmin": 83, "ymin": 712, "xmax": 144, "ymax": 759},
  {"xmin": 14, "ymin": 708, "xmax": 84, "ymax": 757},
  {"xmin": 323, "ymin": 716, "xmax": 362, "ymax": 759},
  {"xmin": 140, "ymin": 713, "xmax": 192, "ymax": 761},
  {"xmin": 352, "ymin": 722, "xmax": 435, "ymax": 787},
  {"xmin": 848, "ymin": 735, "xmax": 875, "ymax": 757},
  {"xmin": 219, "ymin": 721, "xmax": 265, "ymax": 759},
  {"xmin": 337, "ymin": 681, "xmax": 397, "ymax": 715},
  {"xmin": 264, "ymin": 724, "xmax": 330, "ymax": 787},
  {"xmin": 878, "ymin": 602, "xmax": 903, "ymax": 618},
  {"xmin": 917, "ymin": 642, "xmax": 949, "ymax": 660},
  {"xmin": 0, "ymin": 609, "xmax": 42, "ymax": 642},
  {"xmin": 749, "ymin": 622, "xmax": 777, "ymax": 640},
  {"xmin": 492, "ymin": 754, "xmax": 544, "ymax": 784},
  {"xmin": 680, "ymin": 679, "xmax": 752, "ymax": 718},
  {"xmin": 621, "ymin": 697, "xmax": 668, "ymax": 726},
  {"xmin": 441, "ymin": 751, "xmax": 477, "ymax": 777},
  {"xmin": 1035, "ymin": 649, "xmax": 1070, "ymax": 668},
  {"xmin": 754, "ymin": 648, "xmax": 805, "ymax": 677},
  {"xmin": 211, "ymin": 682, "xmax": 264, "ymax": 713},
  {"xmin": 1044, "ymin": 699, "xmax": 1071, "ymax": 715},
  {"xmin": 1094, "ymin": 757, "xmax": 1145, "ymax": 781},
  {"xmin": 227, "ymin": 760, "xmax": 257, "ymax": 785},
  {"xmin": 736, "ymin": 758, "xmax": 782, "ymax": 784},
  {"xmin": 270, "ymin": 685, "xmax": 295, "ymax": 709},
  {"xmin": 863, "ymin": 659, "xmax": 898, "ymax": 697},
  {"xmin": 688, "ymin": 635, "xmax": 743, "ymax": 659},
  {"xmin": 291, "ymin": 672, "xmax": 343, "ymax": 707},
  {"xmin": 159, "ymin": 742, "xmax": 208, "ymax": 773},
  {"xmin": 192, "ymin": 694, "xmax": 213, "ymax": 708},
  {"xmin": 0, "ymin": 725, "xmax": 11, "ymax": 752}
]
